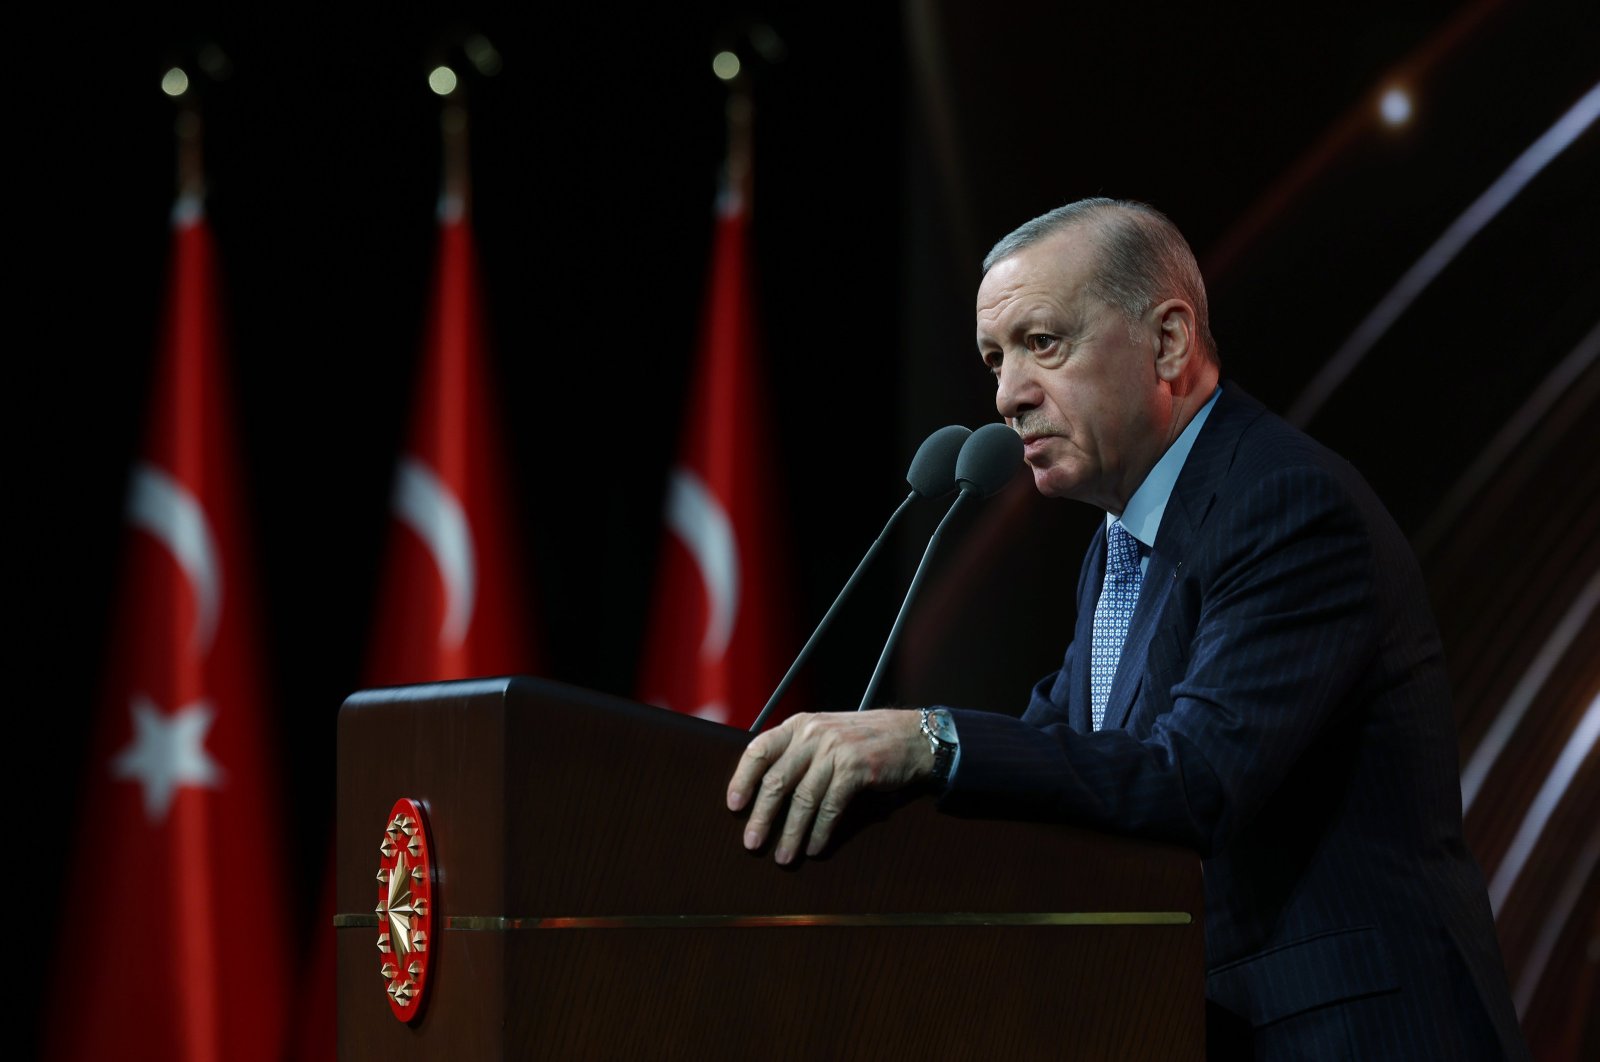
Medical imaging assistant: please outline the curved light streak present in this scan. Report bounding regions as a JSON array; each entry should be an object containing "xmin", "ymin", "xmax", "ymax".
[
  {"xmin": 1416, "ymin": 319, "xmax": 1600, "ymax": 556},
  {"xmin": 393, "ymin": 457, "xmax": 477, "ymax": 649},
  {"xmin": 1201, "ymin": 0, "xmax": 1504, "ymax": 282},
  {"xmin": 1488, "ymin": 688, "xmax": 1600, "ymax": 916},
  {"xmin": 127, "ymin": 463, "xmax": 221, "ymax": 656},
  {"xmin": 1462, "ymin": 567, "xmax": 1599, "ymax": 812},
  {"xmin": 1513, "ymin": 827, "xmax": 1599, "ymax": 1017},
  {"xmin": 665, "ymin": 467, "xmax": 739, "ymax": 660},
  {"xmin": 1289, "ymin": 79, "xmax": 1600, "ymax": 427}
]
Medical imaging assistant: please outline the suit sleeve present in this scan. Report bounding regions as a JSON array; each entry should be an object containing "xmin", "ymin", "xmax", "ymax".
[{"xmin": 941, "ymin": 463, "xmax": 1382, "ymax": 857}]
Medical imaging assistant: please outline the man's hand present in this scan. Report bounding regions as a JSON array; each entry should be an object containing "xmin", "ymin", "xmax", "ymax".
[{"xmin": 725, "ymin": 710, "xmax": 931, "ymax": 864}]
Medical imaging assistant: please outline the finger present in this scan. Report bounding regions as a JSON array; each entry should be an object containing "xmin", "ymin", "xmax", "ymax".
[
  {"xmin": 805, "ymin": 768, "xmax": 857, "ymax": 858},
  {"xmin": 726, "ymin": 722, "xmax": 794, "ymax": 812},
  {"xmin": 774, "ymin": 756, "xmax": 835, "ymax": 865},
  {"xmin": 742, "ymin": 737, "xmax": 814, "ymax": 853}
]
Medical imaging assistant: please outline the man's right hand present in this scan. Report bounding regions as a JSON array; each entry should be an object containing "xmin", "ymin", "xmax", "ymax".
[{"xmin": 726, "ymin": 709, "xmax": 931, "ymax": 864}]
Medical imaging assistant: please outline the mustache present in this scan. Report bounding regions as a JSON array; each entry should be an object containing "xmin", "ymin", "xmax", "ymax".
[{"xmin": 1012, "ymin": 414, "xmax": 1065, "ymax": 438}]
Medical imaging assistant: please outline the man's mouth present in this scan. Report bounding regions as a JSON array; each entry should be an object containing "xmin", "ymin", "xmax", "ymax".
[
  {"xmin": 1011, "ymin": 418, "xmax": 1064, "ymax": 462},
  {"xmin": 1020, "ymin": 433, "xmax": 1054, "ymax": 461}
]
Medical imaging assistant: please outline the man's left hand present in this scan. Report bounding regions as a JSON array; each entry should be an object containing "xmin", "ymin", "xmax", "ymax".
[{"xmin": 726, "ymin": 710, "xmax": 931, "ymax": 864}]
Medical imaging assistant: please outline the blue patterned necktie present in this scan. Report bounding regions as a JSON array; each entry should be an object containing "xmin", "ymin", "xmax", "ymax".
[{"xmin": 1090, "ymin": 520, "xmax": 1143, "ymax": 730}]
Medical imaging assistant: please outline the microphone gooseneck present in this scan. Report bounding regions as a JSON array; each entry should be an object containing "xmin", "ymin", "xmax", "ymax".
[
  {"xmin": 748, "ymin": 425, "xmax": 974, "ymax": 734},
  {"xmin": 856, "ymin": 424, "xmax": 1024, "ymax": 711}
]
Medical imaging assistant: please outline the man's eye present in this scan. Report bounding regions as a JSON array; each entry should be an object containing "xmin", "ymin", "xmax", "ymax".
[{"xmin": 1027, "ymin": 334, "xmax": 1057, "ymax": 353}]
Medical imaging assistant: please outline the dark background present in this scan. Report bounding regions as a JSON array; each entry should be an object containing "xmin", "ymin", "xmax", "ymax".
[{"xmin": 24, "ymin": 2, "xmax": 1599, "ymax": 1057}]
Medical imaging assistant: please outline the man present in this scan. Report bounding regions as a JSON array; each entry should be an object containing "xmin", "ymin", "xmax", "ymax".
[{"xmin": 726, "ymin": 199, "xmax": 1527, "ymax": 1058}]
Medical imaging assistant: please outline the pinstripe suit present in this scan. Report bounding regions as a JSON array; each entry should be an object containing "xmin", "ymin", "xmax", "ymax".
[{"xmin": 944, "ymin": 386, "xmax": 1526, "ymax": 1059}]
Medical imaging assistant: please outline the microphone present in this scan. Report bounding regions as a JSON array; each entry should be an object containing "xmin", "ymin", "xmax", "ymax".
[
  {"xmin": 905, "ymin": 424, "xmax": 972, "ymax": 498},
  {"xmin": 857, "ymin": 423, "xmax": 1022, "ymax": 710},
  {"xmin": 748, "ymin": 425, "xmax": 973, "ymax": 734}
]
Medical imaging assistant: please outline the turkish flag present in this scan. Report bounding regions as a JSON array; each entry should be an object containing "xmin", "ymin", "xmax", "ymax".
[
  {"xmin": 291, "ymin": 194, "xmax": 541, "ymax": 1061},
  {"xmin": 44, "ymin": 195, "xmax": 288, "ymax": 1061},
  {"xmin": 638, "ymin": 174, "xmax": 795, "ymax": 729},
  {"xmin": 365, "ymin": 197, "xmax": 540, "ymax": 686}
]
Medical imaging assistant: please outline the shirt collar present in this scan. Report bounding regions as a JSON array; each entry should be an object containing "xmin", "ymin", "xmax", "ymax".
[{"xmin": 1109, "ymin": 385, "xmax": 1222, "ymax": 548}]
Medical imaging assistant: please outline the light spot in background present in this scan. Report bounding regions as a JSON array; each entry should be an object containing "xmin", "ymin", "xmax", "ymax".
[
  {"xmin": 465, "ymin": 35, "xmax": 502, "ymax": 77},
  {"xmin": 712, "ymin": 51, "xmax": 741, "ymax": 82},
  {"xmin": 161, "ymin": 67, "xmax": 190, "ymax": 98},
  {"xmin": 428, "ymin": 65, "xmax": 458, "ymax": 97},
  {"xmin": 1380, "ymin": 85, "xmax": 1412, "ymax": 126}
]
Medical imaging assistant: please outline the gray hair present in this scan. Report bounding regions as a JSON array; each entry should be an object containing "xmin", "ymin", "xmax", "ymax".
[{"xmin": 982, "ymin": 198, "xmax": 1218, "ymax": 364}]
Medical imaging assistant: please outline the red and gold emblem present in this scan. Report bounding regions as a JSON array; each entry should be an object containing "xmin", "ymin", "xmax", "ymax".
[{"xmin": 375, "ymin": 798, "xmax": 434, "ymax": 1021}]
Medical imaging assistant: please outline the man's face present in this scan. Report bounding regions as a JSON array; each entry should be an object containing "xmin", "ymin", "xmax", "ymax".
[{"xmin": 976, "ymin": 228, "xmax": 1166, "ymax": 512}]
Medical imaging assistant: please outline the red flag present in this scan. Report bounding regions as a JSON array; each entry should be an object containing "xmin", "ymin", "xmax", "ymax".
[
  {"xmin": 45, "ymin": 194, "xmax": 288, "ymax": 1061},
  {"xmin": 293, "ymin": 175, "xmax": 543, "ymax": 1060},
  {"xmin": 638, "ymin": 131, "xmax": 795, "ymax": 729},
  {"xmin": 365, "ymin": 191, "xmax": 540, "ymax": 686}
]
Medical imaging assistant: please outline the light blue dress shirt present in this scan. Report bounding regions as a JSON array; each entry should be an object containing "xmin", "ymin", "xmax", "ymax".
[{"xmin": 1112, "ymin": 385, "xmax": 1222, "ymax": 568}]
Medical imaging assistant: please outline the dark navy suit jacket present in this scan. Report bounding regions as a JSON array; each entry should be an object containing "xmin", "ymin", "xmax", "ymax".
[{"xmin": 943, "ymin": 386, "xmax": 1526, "ymax": 1059}]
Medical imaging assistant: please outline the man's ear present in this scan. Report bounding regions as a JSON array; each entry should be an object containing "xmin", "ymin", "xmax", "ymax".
[{"xmin": 1151, "ymin": 298, "xmax": 1197, "ymax": 382}]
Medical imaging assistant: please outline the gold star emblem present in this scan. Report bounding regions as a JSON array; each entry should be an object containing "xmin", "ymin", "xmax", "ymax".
[
  {"xmin": 374, "ymin": 799, "xmax": 435, "ymax": 1019},
  {"xmin": 377, "ymin": 851, "xmax": 429, "ymax": 958}
]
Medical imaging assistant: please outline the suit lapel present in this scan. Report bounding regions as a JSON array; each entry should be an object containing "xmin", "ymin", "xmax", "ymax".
[
  {"xmin": 1102, "ymin": 547, "xmax": 1173, "ymax": 731},
  {"xmin": 1101, "ymin": 384, "xmax": 1263, "ymax": 731}
]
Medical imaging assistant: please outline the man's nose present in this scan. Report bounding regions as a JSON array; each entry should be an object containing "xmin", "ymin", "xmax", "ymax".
[{"xmin": 995, "ymin": 360, "xmax": 1040, "ymax": 420}]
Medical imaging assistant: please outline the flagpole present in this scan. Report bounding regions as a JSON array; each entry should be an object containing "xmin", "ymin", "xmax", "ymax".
[
  {"xmin": 175, "ymin": 106, "xmax": 203, "ymax": 201},
  {"xmin": 440, "ymin": 97, "xmax": 470, "ymax": 220},
  {"xmin": 724, "ymin": 72, "xmax": 752, "ymax": 212}
]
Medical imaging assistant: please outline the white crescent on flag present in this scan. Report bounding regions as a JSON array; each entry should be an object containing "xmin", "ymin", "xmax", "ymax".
[
  {"xmin": 127, "ymin": 463, "xmax": 222, "ymax": 656},
  {"xmin": 665, "ymin": 467, "xmax": 740, "ymax": 661},
  {"xmin": 393, "ymin": 457, "xmax": 477, "ymax": 649}
]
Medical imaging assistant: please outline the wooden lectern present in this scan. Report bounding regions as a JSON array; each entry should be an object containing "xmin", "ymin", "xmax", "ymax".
[{"xmin": 336, "ymin": 677, "xmax": 1203, "ymax": 1060}]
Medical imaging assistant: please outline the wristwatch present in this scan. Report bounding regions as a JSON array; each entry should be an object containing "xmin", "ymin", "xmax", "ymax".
[{"xmin": 919, "ymin": 707, "xmax": 959, "ymax": 785}]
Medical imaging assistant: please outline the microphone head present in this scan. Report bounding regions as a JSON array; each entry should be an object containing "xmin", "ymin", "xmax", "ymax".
[
  {"xmin": 906, "ymin": 425, "xmax": 972, "ymax": 497},
  {"xmin": 955, "ymin": 423, "xmax": 1024, "ymax": 497}
]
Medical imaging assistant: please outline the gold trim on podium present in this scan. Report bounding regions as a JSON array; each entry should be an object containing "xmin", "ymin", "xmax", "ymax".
[{"xmin": 334, "ymin": 910, "xmax": 1192, "ymax": 930}]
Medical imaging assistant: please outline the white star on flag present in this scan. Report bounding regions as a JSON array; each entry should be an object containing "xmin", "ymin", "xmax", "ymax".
[{"xmin": 111, "ymin": 694, "xmax": 225, "ymax": 821}]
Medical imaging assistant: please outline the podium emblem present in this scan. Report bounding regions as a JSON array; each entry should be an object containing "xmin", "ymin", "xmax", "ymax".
[{"xmin": 375, "ymin": 798, "xmax": 434, "ymax": 1022}]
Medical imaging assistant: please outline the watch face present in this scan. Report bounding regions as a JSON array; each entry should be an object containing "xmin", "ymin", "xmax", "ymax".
[{"xmin": 929, "ymin": 709, "xmax": 958, "ymax": 745}]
